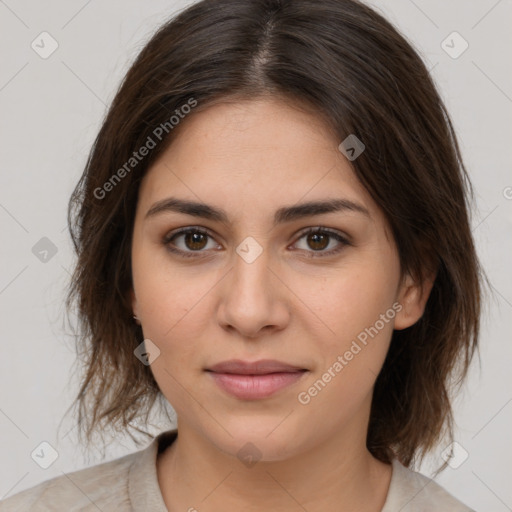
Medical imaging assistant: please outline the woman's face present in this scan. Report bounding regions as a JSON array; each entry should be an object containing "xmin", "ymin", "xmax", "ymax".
[{"xmin": 131, "ymin": 97, "xmax": 426, "ymax": 461}]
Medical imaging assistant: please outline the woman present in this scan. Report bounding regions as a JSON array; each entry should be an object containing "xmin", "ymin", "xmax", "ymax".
[{"xmin": 0, "ymin": 0, "xmax": 482, "ymax": 510}]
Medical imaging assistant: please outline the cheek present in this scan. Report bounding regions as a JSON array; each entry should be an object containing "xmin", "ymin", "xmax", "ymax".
[
  {"xmin": 132, "ymin": 249, "xmax": 225, "ymax": 366},
  {"xmin": 295, "ymin": 272, "xmax": 396, "ymax": 426},
  {"xmin": 132, "ymin": 257, "xmax": 216, "ymax": 413},
  {"xmin": 298, "ymin": 257, "xmax": 399, "ymax": 406},
  {"xmin": 307, "ymin": 265, "xmax": 398, "ymax": 341}
]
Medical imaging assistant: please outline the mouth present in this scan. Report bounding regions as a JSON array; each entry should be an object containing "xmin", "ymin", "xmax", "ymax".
[{"xmin": 205, "ymin": 359, "xmax": 309, "ymax": 400}]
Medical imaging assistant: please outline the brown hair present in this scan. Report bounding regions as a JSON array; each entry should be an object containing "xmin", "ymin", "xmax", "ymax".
[{"xmin": 65, "ymin": 0, "xmax": 483, "ymax": 466}]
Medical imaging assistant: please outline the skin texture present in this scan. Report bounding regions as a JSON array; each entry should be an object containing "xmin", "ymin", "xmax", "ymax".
[{"xmin": 130, "ymin": 98, "xmax": 433, "ymax": 512}]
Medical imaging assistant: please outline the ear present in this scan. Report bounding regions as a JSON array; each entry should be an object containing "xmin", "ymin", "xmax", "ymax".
[
  {"xmin": 394, "ymin": 272, "xmax": 436, "ymax": 330},
  {"xmin": 130, "ymin": 288, "xmax": 139, "ymax": 318}
]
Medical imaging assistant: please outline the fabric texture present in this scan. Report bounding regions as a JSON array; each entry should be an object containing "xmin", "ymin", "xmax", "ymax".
[{"xmin": 0, "ymin": 429, "xmax": 475, "ymax": 511}]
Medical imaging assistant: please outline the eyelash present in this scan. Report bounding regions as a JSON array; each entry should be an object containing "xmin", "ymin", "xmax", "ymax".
[{"xmin": 162, "ymin": 226, "xmax": 351, "ymax": 259}]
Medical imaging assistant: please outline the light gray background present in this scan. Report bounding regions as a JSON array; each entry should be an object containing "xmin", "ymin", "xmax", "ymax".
[{"xmin": 1, "ymin": 0, "xmax": 511, "ymax": 510}]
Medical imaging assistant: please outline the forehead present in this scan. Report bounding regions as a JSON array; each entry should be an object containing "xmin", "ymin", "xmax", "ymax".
[{"xmin": 137, "ymin": 98, "xmax": 376, "ymax": 220}]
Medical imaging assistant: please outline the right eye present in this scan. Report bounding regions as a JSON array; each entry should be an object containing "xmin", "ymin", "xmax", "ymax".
[{"xmin": 163, "ymin": 227, "xmax": 222, "ymax": 257}]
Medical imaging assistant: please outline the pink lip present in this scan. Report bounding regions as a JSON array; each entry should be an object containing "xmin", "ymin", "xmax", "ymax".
[
  {"xmin": 207, "ymin": 359, "xmax": 306, "ymax": 374},
  {"xmin": 205, "ymin": 359, "xmax": 308, "ymax": 400}
]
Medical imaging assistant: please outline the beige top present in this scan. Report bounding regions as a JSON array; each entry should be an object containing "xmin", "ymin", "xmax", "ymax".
[{"xmin": 0, "ymin": 429, "xmax": 475, "ymax": 511}]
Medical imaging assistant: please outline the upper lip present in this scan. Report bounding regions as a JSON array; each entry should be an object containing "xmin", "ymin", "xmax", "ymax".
[{"xmin": 206, "ymin": 359, "xmax": 307, "ymax": 375}]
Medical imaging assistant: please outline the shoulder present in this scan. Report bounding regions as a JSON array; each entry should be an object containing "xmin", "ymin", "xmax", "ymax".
[
  {"xmin": 382, "ymin": 458, "xmax": 476, "ymax": 512},
  {"xmin": 0, "ymin": 448, "xmax": 141, "ymax": 512}
]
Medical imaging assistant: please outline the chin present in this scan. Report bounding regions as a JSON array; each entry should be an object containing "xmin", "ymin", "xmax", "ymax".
[{"xmin": 201, "ymin": 416, "xmax": 308, "ymax": 464}]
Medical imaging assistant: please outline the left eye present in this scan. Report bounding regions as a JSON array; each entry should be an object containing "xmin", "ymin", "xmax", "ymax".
[{"xmin": 292, "ymin": 228, "xmax": 349, "ymax": 256}]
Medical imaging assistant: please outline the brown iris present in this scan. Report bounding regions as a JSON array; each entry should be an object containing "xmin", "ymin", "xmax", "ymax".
[
  {"xmin": 307, "ymin": 232, "xmax": 329, "ymax": 251},
  {"xmin": 185, "ymin": 231, "xmax": 208, "ymax": 250}
]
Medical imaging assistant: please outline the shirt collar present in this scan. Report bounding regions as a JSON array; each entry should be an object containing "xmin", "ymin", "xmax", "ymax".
[{"xmin": 128, "ymin": 429, "xmax": 178, "ymax": 511}]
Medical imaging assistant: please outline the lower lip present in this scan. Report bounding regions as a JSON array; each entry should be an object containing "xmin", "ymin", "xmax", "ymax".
[{"xmin": 207, "ymin": 371, "xmax": 307, "ymax": 400}]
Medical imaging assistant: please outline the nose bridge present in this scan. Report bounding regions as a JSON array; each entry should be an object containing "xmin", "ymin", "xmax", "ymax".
[
  {"xmin": 218, "ymin": 236, "xmax": 288, "ymax": 336},
  {"xmin": 230, "ymin": 237, "xmax": 272, "ymax": 302}
]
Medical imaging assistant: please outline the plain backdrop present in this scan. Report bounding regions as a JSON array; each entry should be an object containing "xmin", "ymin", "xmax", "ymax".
[{"xmin": 1, "ymin": 0, "xmax": 511, "ymax": 510}]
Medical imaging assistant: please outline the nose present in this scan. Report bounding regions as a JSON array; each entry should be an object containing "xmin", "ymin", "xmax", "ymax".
[{"xmin": 216, "ymin": 245, "xmax": 291, "ymax": 339}]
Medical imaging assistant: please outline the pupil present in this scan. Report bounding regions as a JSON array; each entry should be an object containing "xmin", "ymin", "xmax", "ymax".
[
  {"xmin": 308, "ymin": 233, "xmax": 328, "ymax": 250},
  {"xmin": 186, "ymin": 232, "xmax": 207, "ymax": 250}
]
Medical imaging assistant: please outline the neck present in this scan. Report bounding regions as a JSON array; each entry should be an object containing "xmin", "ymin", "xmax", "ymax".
[{"xmin": 157, "ymin": 421, "xmax": 392, "ymax": 512}]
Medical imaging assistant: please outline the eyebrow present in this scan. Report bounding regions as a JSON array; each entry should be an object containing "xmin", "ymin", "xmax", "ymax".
[{"xmin": 145, "ymin": 197, "xmax": 370, "ymax": 226}]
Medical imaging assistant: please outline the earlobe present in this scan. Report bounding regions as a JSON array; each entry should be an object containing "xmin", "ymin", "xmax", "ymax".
[
  {"xmin": 394, "ymin": 273, "xmax": 435, "ymax": 330},
  {"xmin": 130, "ymin": 288, "xmax": 139, "ymax": 319},
  {"xmin": 130, "ymin": 289, "xmax": 142, "ymax": 325}
]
